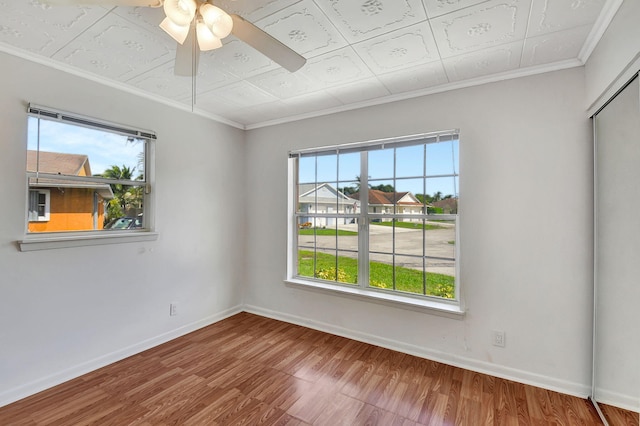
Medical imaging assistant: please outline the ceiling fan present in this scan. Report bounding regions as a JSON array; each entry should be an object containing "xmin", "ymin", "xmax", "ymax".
[{"xmin": 41, "ymin": 0, "xmax": 307, "ymax": 76}]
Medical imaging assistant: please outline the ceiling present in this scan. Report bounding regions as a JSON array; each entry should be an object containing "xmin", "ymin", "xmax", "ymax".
[{"xmin": 0, "ymin": 0, "xmax": 615, "ymax": 129}]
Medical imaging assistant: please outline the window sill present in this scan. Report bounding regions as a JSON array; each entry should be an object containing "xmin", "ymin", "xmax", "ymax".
[
  {"xmin": 18, "ymin": 231, "xmax": 158, "ymax": 252},
  {"xmin": 285, "ymin": 278, "xmax": 465, "ymax": 319}
]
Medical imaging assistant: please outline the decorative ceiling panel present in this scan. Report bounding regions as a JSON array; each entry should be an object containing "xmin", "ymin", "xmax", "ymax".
[
  {"xmin": 0, "ymin": 2, "xmax": 108, "ymax": 57},
  {"xmin": 353, "ymin": 21, "xmax": 439, "ymax": 74},
  {"xmin": 255, "ymin": 0, "xmax": 348, "ymax": 58},
  {"xmin": 52, "ymin": 13, "xmax": 174, "ymax": 81},
  {"xmin": 377, "ymin": 61, "xmax": 449, "ymax": 94},
  {"xmin": 521, "ymin": 25, "xmax": 591, "ymax": 67},
  {"xmin": 528, "ymin": 0, "xmax": 606, "ymax": 36},
  {"xmin": 316, "ymin": 0, "xmax": 428, "ymax": 43},
  {"xmin": 442, "ymin": 40, "xmax": 523, "ymax": 81},
  {"xmin": 247, "ymin": 67, "xmax": 322, "ymax": 99},
  {"xmin": 422, "ymin": 0, "xmax": 491, "ymax": 18},
  {"xmin": 214, "ymin": 0, "xmax": 302, "ymax": 22},
  {"xmin": 301, "ymin": 47, "xmax": 374, "ymax": 87},
  {"xmin": 325, "ymin": 77, "xmax": 392, "ymax": 104},
  {"xmin": 431, "ymin": 0, "xmax": 531, "ymax": 58},
  {"xmin": 196, "ymin": 81, "xmax": 278, "ymax": 110},
  {"xmin": 203, "ymin": 37, "xmax": 279, "ymax": 78}
]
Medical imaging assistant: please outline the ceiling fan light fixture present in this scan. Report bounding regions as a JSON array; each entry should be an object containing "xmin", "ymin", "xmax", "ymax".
[
  {"xmin": 163, "ymin": 0, "xmax": 197, "ymax": 26},
  {"xmin": 196, "ymin": 20, "xmax": 222, "ymax": 51},
  {"xmin": 159, "ymin": 17, "xmax": 190, "ymax": 44},
  {"xmin": 199, "ymin": 3, "xmax": 233, "ymax": 39}
]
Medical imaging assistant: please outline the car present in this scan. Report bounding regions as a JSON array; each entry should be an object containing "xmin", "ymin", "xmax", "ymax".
[{"xmin": 104, "ymin": 215, "xmax": 142, "ymax": 230}]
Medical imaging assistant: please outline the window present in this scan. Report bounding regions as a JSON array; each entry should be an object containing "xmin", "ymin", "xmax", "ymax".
[
  {"xmin": 28, "ymin": 189, "xmax": 50, "ymax": 222},
  {"xmin": 288, "ymin": 131, "xmax": 460, "ymax": 308},
  {"xmin": 23, "ymin": 104, "xmax": 156, "ymax": 245}
]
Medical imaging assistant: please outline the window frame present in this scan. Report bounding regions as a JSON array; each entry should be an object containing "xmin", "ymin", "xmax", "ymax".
[
  {"xmin": 286, "ymin": 131, "xmax": 463, "ymax": 315},
  {"xmin": 19, "ymin": 104, "xmax": 158, "ymax": 251},
  {"xmin": 28, "ymin": 189, "xmax": 50, "ymax": 222}
]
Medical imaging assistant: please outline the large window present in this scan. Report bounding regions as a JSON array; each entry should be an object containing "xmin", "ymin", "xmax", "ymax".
[
  {"xmin": 288, "ymin": 131, "xmax": 460, "ymax": 305},
  {"xmin": 25, "ymin": 104, "xmax": 155, "ymax": 235}
]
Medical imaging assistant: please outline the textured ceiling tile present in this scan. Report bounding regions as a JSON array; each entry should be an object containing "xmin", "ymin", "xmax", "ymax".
[
  {"xmin": 325, "ymin": 77, "xmax": 392, "ymax": 104},
  {"xmin": 377, "ymin": 61, "xmax": 448, "ymax": 94},
  {"xmin": 127, "ymin": 60, "xmax": 237, "ymax": 99},
  {"xmin": 112, "ymin": 5, "xmax": 165, "ymax": 35},
  {"xmin": 442, "ymin": 40, "xmax": 523, "ymax": 81},
  {"xmin": 353, "ymin": 21, "xmax": 439, "ymax": 74},
  {"xmin": 52, "ymin": 13, "xmax": 174, "ymax": 81},
  {"xmin": 204, "ymin": 37, "xmax": 279, "ymax": 78},
  {"xmin": 423, "ymin": 0, "xmax": 491, "ymax": 18},
  {"xmin": 0, "ymin": 2, "xmax": 108, "ymax": 57},
  {"xmin": 521, "ymin": 25, "xmax": 591, "ymax": 67},
  {"xmin": 527, "ymin": 0, "xmax": 605, "ymax": 37},
  {"xmin": 196, "ymin": 81, "xmax": 278, "ymax": 110},
  {"xmin": 316, "ymin": 0, "xmax": 428, "ymax": 43},
  {"xmin": 247, "ymin": 68, "xmax": 322, "ymax": 99},
  {"xmin": 431, "ymin": 0, "xmax": 531, "ymax": 58},
  {"xmin": 280, "ymin": 90, "xmax": 344, "ymax": 115},
  {"xmin": 301, "ymin": 47, "xmax": 374, "ymax": 87},
  {"xmin": 255, "ymin": 0, "xmax": 348, "ymax": 58},
  {"xmin": 214, "ymin": 0, "xmax": 301, "ymax": 22}
]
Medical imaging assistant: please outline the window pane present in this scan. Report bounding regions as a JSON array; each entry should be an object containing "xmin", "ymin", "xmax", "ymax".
[
  {"xmin": 425, "ymin": 176, "xmax": 458, "ymax": 208},
  {"xmin": 425, "ymin": 220, "xmax": 456, "ymax": 299},
  {"xmin": 316, "ymin": 153, "xmax": 337, "ymax": 183},
  {"xmin": 396, "ymin": 144, "xmax": 424, "ymax": 178},
  {"xmin": 394, "ymin": 178, "xmax": 424, "ymax": 216},
  {"xmin": 426, "ymin": 139, "xmax": 458, "ymax": 177},
  {"xmin": 369, "ymin": 253, "xmax": 394, "ymax": 290},
  {"xmin": 394, "ymin": 255, "xmax": 426, "ymax": 295},
  {"xmin": 369, "ymin": 148, "xmax": 394, "ymax": 180},
  {"xmin": 298, "ymin": 156, "xmax": 316, "ymax": 184},
  {"xmin": 28, "ymin": 117, "xmax": 145, "ymax": 180},
  {"xmin": 338, "ymin": 152, "xmax": 359, "ymax": 183}
]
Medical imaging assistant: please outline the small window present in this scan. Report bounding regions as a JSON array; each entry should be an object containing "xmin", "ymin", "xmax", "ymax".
[
  {"xmin": 28, "ymin": 189, "xmax": 50, "ymax": 222},
  {"xmin": 25, "ymin": 105, "xmax": 155, "ymax": 234},
  {"xmin": 288, "ymin": 131, "xmax": 460, "ymax": 307}
]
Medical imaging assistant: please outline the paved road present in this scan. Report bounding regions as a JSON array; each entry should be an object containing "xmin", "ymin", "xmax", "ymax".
[{"xmin": 298, "ymin": 222, "xmax": 456, "ymax": 276}]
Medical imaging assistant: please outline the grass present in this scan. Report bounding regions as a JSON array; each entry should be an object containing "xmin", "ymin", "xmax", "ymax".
[
  {"xmin": 298, "ymin": 228, "xmax": 358, "ymax": 236},
  {"xmin": 298, "ymin": 250, "xmax": 455, "ymax": 299},
  {"xmin": 371, "ymin": 221, "xmax": 445, "ymax": 230}
]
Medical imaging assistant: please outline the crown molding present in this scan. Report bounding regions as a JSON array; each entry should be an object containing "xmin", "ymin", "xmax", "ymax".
[{"xmin": 578, "ymin": 0, "xmax": 624, "ymax": 63}]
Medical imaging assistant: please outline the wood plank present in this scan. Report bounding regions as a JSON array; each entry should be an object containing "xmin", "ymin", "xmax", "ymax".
[{"xmin": 0, "ymin": 313, "xmax": 608, "ymax": 425}]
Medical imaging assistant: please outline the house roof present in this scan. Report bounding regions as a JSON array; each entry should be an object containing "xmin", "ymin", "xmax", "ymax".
[
  {"xmin": 27, "ymin": 150, "xmax": 113, "ymax": 199},
  {"xmin": 349, "ymin": 189, "xmax": 423, "ymax": 206},
  {"xmin": 432, "ymin": 198, "xmax": 458, "ymax": 210},
  {"xmin": 26, "ymin": 150, "xmax": 91, "ymax": 176}
]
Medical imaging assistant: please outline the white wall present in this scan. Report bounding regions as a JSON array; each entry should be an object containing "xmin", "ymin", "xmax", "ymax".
[
  {"xmin": 244, "ymin": 67, "xmax": 594, "ymax": 396},
  {"xmin": 0, "ymin": 52, "xmax": 246, "ymax": 406},
  {"xmin": 585, "ymin": 0, "xmax": 640, "ymax": 109}
]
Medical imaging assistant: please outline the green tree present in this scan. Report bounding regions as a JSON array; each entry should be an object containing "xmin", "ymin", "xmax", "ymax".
[
  {"xmin": 371, "ymin": 183, "xmax": 395, "ymax": 192},
  {"xmin": 102, "ymin": 165, "xmax": 143, "ymax": 220}
]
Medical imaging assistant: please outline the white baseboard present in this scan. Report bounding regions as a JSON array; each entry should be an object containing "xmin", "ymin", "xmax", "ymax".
[
  {"xmin": 243, "ymin": 304, "xmax": 592, "ymax": 399},
  {"xmin": 0, "ymin": 305, "xmax": 243, "ymax": 409},
  {"xmin": 593, "ymin": 389, "xmax": 640, "ymax": 413}
]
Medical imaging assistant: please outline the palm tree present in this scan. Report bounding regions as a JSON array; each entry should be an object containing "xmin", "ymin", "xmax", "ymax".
[{"xmin": 102, "ymin": 165, "xmax": 142, "ymax": 220}]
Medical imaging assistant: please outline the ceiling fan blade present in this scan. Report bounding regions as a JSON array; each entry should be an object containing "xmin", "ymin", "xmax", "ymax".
[
  {"xmin": 40, "ymin": 0, "xmax": 162, "ymax": 6},
  {"xmin": 174, "ymin": 27, "xmax": 200, "ymax": 77},
  {"xmin": 230, "ymin": 14, "xmax": 306, "ymax": 73}
]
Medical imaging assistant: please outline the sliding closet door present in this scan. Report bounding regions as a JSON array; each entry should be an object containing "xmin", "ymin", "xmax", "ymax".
[{"xmin": 593, "ymin": 75, "xmax": 640, "ymax": 422}]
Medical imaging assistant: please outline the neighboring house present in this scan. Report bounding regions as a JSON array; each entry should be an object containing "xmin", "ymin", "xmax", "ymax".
[
  {"xmin": 431, "ymin": 197, "xmax": 458, "ymax": 214},
  {"xmin": 298, "ymin": 183, "xmax": 359, "ymax": 227},
  {"xmin": 27, "ymin": 151, "xmax": 114, "ymax": 232},
  {"xmin": 349, "ymin": 189, "xmax": 426, "ymax": 222}
]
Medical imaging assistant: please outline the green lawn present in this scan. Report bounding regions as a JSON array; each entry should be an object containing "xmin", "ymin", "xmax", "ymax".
[
  {"xmin": 298, "ymin": 250, "xmax": 454, "ymax": 299},
  {"xmin": 371, "ymin": 221, "xmax": 445, "ymax": 230},
  {"xmin": 298, "ymin": 228, "xmax": 358, "ymax": 236}
]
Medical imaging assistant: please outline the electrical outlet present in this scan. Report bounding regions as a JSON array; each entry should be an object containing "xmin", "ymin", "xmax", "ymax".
[
  {"xmin": 170, "ymin": 303, "xmax": 178, "ymax": 316},
  {"xmin": 492, "ymin": 330, "xmax": 505, "ymax": 347}
]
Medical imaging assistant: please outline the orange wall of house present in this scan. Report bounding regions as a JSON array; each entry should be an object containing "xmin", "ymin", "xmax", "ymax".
[{"xmin": 28, "ymin": 188, "xmax": 105, "ymax": 233}]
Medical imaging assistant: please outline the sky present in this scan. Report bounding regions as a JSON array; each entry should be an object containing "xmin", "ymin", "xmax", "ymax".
[
  {"xmin": 298, "ymin": 139, "xmax": 459, "ymax": 197},
  {"xmin": 27, "ymin": 117, "xmax": 144, "ymax": 177}
]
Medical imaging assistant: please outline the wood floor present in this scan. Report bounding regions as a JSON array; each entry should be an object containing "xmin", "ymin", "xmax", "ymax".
[{"xmin": 0, "ymin": 312, "xmax": 636, "ymax": 425}]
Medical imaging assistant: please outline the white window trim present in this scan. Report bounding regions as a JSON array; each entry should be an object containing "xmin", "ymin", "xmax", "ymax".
[
  {"xmin": 20, "ymin": 104, "xmax": 157, "ymax": 251},
  {"xmin": 286, "ymin": 132, "xmax": 464, "ymax": 316}
]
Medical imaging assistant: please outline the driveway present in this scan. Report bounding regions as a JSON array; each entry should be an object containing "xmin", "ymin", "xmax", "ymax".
[{"xmin": 298, "ymin": 222, "xmax": 456, "ymax": 276}]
